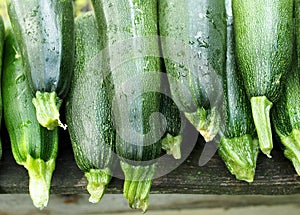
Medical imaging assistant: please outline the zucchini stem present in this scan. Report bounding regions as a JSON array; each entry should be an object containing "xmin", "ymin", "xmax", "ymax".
[
  {"xmin": 185, "ymin": 107, "xmax": 220, "ymax": 142},
  {"xmin": 280, "ymin": 129, "xmax": 300, "ymax": 175},
  {"xmin": 24, "ymin": 156, "xmax": 56, "ymax": 210},
  {"xmin": 85, "ymin": 168, "xmax": 112, "ymax": 203},
  {"xmin": 161, "ymin": 133, "xmax": 182, "ymax": 159},
  {"xmin": 250, "ymin": 96, "xmax": 273, "ymax": 157},
  {"xmin": 120, "ymin": 161, "xmax": 156, "ymax": 212},
  {"xmin": 219, "ymin": 135, "xmax": 259, "ymax": 182},
  {"xmin": 32, "ymin": 91, "xmax": 66, "ymax": 130}
]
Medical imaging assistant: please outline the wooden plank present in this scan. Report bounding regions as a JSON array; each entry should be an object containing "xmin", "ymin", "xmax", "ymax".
[
  {"xmin": 1, "ymin": 125, "xmax": 300, "ymax": 195},
  {"xmin": 1, "ymin": 194, "xmax": 300, "ymax": 214}
]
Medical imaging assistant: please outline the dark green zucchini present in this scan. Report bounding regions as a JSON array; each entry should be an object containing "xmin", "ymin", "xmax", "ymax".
[
  {"xmin": 158, "ymin": 0, "xmax": 227, "ymax": 142},
  {"xmin": 160, "ymin": 77, "xmax": 186, "ymax": 159},
  {"xmin": 0, "ymin": 16, "xmax": 4, "ymax": 159},
  {"xmin": 6, "ymin": 0, "xmax": 75, "ymax": 130},
  {"xmin": 272, "ymin": 56, "xmax": 300, "ymax": 175},
  {"xmin": 92, "ymin": 0, "xmax": 162, "ymax": 212},
  {"xmin": 232, "ymin": 0, "xmax": 294, "ymax": 157},
  {"xmin": 218, "ymin": 0, "xmax": 259, "ymax": 182},
  {"xmin": 65, "ymin": 11, "xmax": 115, "ymax": 203},
  {"xmin": 2, "ymin": 29, "xmax": 58, "ymax": 209},
  {"xmin": 271, "ymin": 0, "xmax": 300, "ymax": 174}
]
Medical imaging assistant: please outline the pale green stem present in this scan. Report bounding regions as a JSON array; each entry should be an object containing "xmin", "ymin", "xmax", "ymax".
[
  {"xmin": 250, "ymin": 96, "xmax": 273, "ymax": 158},
  {"xmin": 161, "ymin": 133, "xmax": 183, "ymax": 159},
  {"xmin": 281, "ymin": 129, "xmax": 300, "ymax": 175},
  {"xmin": 84, "ymin": 168, "xmax": 111, "ymax": 203},
  {"xmin": 24, "ymin": 156, "xmax": 56, "ymax": 209},
  {"xmin": 185, "ymin": 107, "xmax": 220, "ymax": 142},
  {"xmin": 32, "ymin": 91, "xmax": 66, "ymax": 130}
]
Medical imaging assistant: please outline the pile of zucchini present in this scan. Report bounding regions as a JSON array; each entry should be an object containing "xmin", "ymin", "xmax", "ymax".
[{"xmin": 0, "ymin": 0, "xmax": 299, "ymax": 212}]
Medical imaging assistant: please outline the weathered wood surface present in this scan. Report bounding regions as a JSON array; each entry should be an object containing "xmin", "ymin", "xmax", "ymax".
[{"xmin": 0, "ymin": 125, "xmax": 300, "ymax": 195}]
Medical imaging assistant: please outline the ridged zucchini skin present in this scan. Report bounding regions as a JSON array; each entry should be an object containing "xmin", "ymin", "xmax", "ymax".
[
  {"xmin": 160, "ymin": 59, "xmax": 185, "ymax": 159},
  {"xmin": 2, "ymin": 29, "xmax": 58, "ymax": 209},
  {"xmin": 92, "ymin": 0, "xmax": 162, "ymax": 212},
  {"xmin": 272, "ymin": 58, "xmax": 300, "ymax": 175},
  {"xmin": 160, "ymin": 79, "xmax": 186, "ymax": 159},
  {"xmin": 232, "ymin": 0, "xmax": 294, "ymax": 157},
  {"xmin": 158, "ymin": 0, "xmax": 227, "ymax": 142},
  {"xmin": 218, "ymin": 0, "xmax": 259, "ymax": 182},
  {"xmin": 6, "ymin": 0, "xmax": 75, "ymax": 130},
  {"xmin": 271, "ymin": 0, "xmax": 300, "ymax": 174},
  {"xmin": 65, "ymin": 11, "xmax": 115, "ymax": 203},
  {"xmin": 0, "ymin": 16, "xmax": 4, "ymax": 159}
]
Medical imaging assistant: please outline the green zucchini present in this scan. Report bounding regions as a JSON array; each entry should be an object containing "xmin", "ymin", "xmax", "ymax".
[
  {"xmin": 160, "ymin": 77, "xmax": 186, "ymax": 159},
  {"xmin": 232, "ymin": 0, "xmax": 294, "ymax": 157},
  {"xmin": 272, "ymin": 56, "xmax": 300, "ymax": 175},
  {"xmin": 92, "ymin": 0, "xmax": 162, "ymax": 212},
  {"xmin": 218, "ymin": 0, "xmax": 259, "ymax": 182},
  {"xmin": 2, "ymin": 29, "xmax": 58, "ymax": 209},
  {"xmin": 65, "ymin": 11, "xmax": 115, "ymax": 203},
  {"xmin": 271, "ymin": 0, "xmax": 300, "ymax": 174},
  {"xmin": 158, "ymin": 0, "xmax": 227, "ymax": 142},
  {"xmin": 6, "ymin": 0, "xmax": 75, "ymax": 130},
  {"xmin": 0, "ymin": 16, "xmax": 4, "ymax": 159}
]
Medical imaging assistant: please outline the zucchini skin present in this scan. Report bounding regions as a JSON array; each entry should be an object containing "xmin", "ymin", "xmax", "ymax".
[
  {"xmin": 0, "ymin": 16, "xmax": 4, "ymax": 159},
  {"xmin": 160, "ymin": 79, "xmax": 185, "ymax": 159},
  {"xmin": 160, "ymin": 56, "xmax": 187, "ymax": 158},
  {"xmin": 158, "ymin": 0, "xmax": 227, "ymax": 142},
  {"xmin": 65, "ymin": 11, "xmax": 115, "ymax": 203},
  {"xmin": 2, "ymin": 29, "xmax": 58, "ymax": 209},
  {"xmin": 272, "ymin": 57, "xmax": 300, "ymax": 175},
  {"xmin": 218, "ymin": 0, "xmax": 259, "ymax": 182},
  {"xmin": 222, "ymin": 1, "xmax": 255, "ymax": 139},
  {"xmin": 232, "ymin": 0, "xmax": 294, "ymax": 157},
  {"xmin": 271, "ymin": 0, "xmax": 300, "ymax": 175},
  {"xmin": 233, "ymin": 0, "xmax": 293, "ymax": 101},
  {"xmin": 6, "ymin": 0, "xmax": 75, "ymax": 130},
  {"xmin": 92, "ymin": 0, "xmax": 162, "ymax": 211}
]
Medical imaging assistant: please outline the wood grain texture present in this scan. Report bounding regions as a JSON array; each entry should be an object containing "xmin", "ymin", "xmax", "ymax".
[{"xmin": 0, "ymin": 125, "xmax": 300, "ymax": 195}]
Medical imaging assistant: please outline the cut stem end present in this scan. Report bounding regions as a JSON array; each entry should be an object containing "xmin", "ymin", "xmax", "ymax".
[
  {"xmin": 219, "ymin": 135, "xmax": 259, "ymax": 182},
  {"xmin": 161, "ymin": 133, "xmax": 182, "ymax": 159},
  {"xmin": 84, "ymin": 168, "xmax": 112, "ymax": 203},
  {"xmin": 32, "ymin": 91, "xmax": 66, "ymax": 130},
  {"xmin": 24, "ymin": 156, "xmax": 56, "ymax": 209},
  {"xmin": 250, "ymin": 96, "xmax": 273, "ymax": 158},
  {"xmin": 120, "ymin": 161, "xmax": 156, "ymax": 212},
  {"xmin": 185, "ymin": 107, "xmax": 220, "ymax": 142}
]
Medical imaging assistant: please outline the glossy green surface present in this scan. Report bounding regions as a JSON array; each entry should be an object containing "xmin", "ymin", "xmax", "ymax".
[
  {"xmin": 2, "ymin": 29, "xmax": 58, "ymax": 209},
  {"xmin": 158, "ymin": 0, "xmax": 226, "ymax": 141},
  {"xmin": 232, "ymin": 0, "xmax": 293, "ymax": 157},
  {"xmin": 65, "ymin": 12, "xmax": 115, "ymax": 203}
]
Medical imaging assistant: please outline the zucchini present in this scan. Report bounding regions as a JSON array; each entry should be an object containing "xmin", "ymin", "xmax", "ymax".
[
  {"xmin": 272, "ymin": 55, "xmax": 300, "ymax": 175},
  {"xmin": 92, "ymin": 0, "xmax": 162, "ymax": 212},
  {"xmin": 232, "ymin": 0, "xmax": 294, "ymax": 157},
  {"xmin": 0, "ymin": 16, "xmax": 4, "ymax": 159},
  {"xmin": 158, "ymin": 0, "xmax": 227, "ymax": 142},
  {"xmin": 160, "ymin": 83, "xmax": 185, "ymax": 159},
  {"xmin": 6, "ymin": 0, "xmax": 75, "ymax": 130},
  {"xmin": 271, "ymin": 0, "xmax": 300, "ymax": 174},
  {"xmin": 218, "ymin": 0, "xmax": 259, "ymax": 182},
  {"xmin": 65, "ymin": 11, "xmax": 115, "ymax": 203},
  {"xmin": 2, "ymin": 29, "xmax": 58, "ymax": 209}
]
